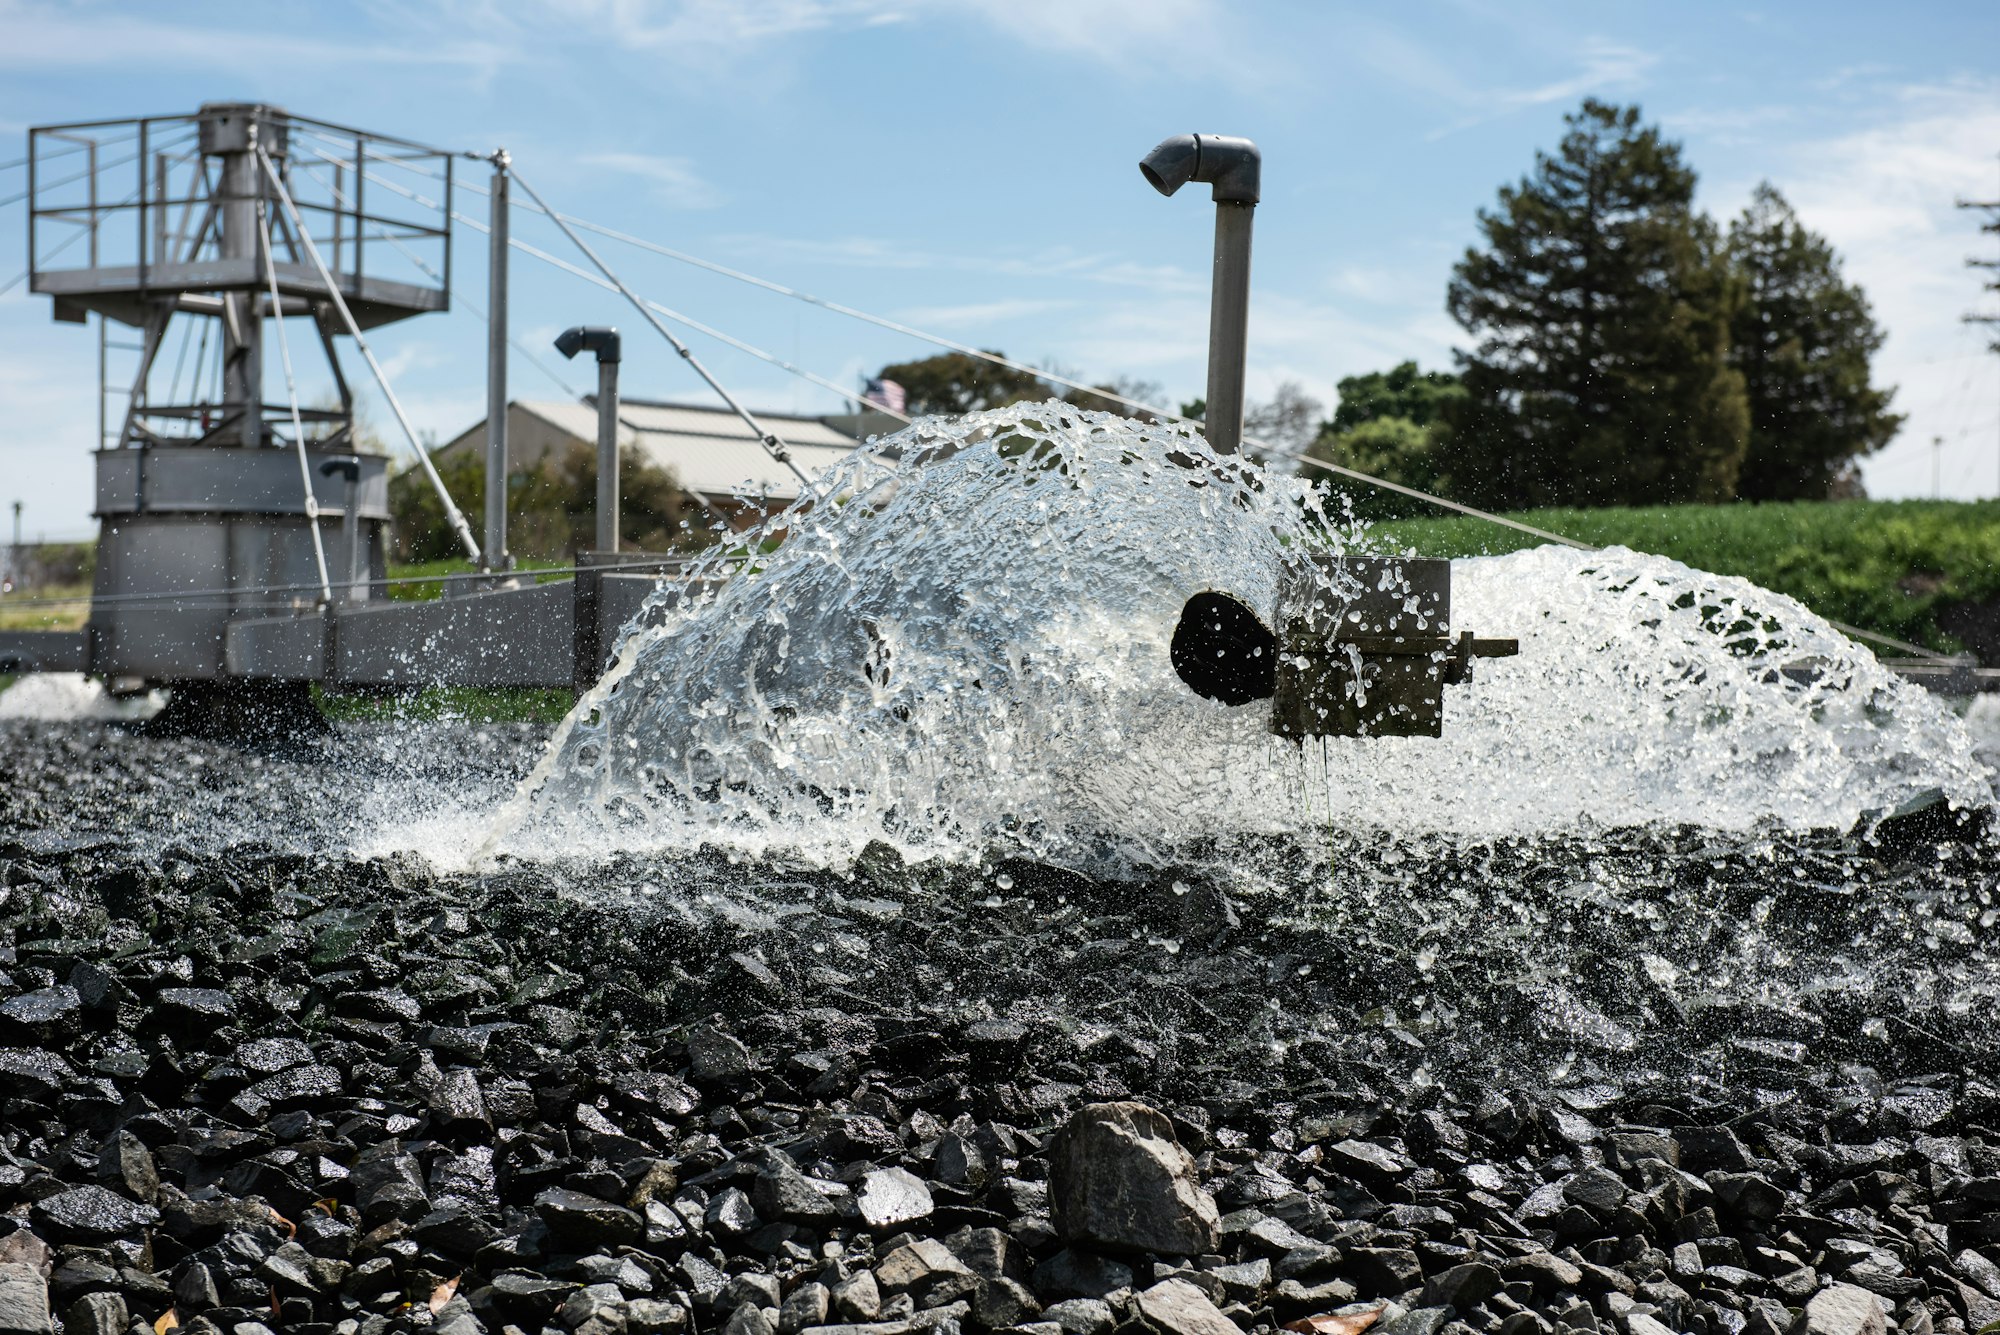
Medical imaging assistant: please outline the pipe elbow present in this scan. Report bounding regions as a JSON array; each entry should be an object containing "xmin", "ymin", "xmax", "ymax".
[
  {"xmin": 1138, "ymin": 133, "xmax": 1260, "ymax": 205},
  {"xmin": 555, "ymin": 325, "xmax": 622, "ymax": 364}
]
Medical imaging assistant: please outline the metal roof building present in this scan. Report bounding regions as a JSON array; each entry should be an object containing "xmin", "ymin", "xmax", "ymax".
[{"xmin": 438, "ymin": 399, "xmax": 900, "ymax": 511}]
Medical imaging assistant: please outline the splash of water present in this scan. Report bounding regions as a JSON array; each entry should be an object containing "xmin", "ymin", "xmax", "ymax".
[
  {"xmin": 0, "ymin": 673, "xmax": 164, "ymax": 722},
  {"xmin": 489, "ymin": 405, "xmax": 1988, "ymax": 870}
]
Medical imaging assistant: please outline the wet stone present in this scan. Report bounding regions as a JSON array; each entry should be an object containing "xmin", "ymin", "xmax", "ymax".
[
  {"xmin": 537, "ymin": 1188, "xmax": 645, "ymax": 1251},
  {"xmin": 1049, "ymin": 1102, "xmax": 1219, "ymax": 1256},
  {"xmin": 858, "ymin": 1169, "xmax": 934, "ymax": 1230},
  {"xmin": 1421, "ymin": 1263, "xmax": 1502, "ymax": 1312},
  {"xmin": 0, "ymin": 987, "xmax": 82, "ymax": 1046},
  {"xmin": 29, "ymin": 1186, "xmax": 161, "ymax": 1241},
  {"xmin": 689, "ymin": 1025, "xmax": 752, "ymax": 1083}
]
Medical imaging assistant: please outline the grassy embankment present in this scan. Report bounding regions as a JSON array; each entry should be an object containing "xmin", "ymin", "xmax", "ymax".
[{"xmin": 1361, "ymin": 498, "xmax": 2000, "ymax": 659}]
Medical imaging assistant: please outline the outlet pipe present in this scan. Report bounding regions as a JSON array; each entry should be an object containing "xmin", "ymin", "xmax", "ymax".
[
  {"xmin": 1139, "ymin": 134, "xmax": 1261, "ymax": 455},
  {"xmin": 483, "ymin": 149, "xmax": 512, "ymax": 571},
  {"xmin": 318, "ymin": 457, "xmax": 366, "ymax": 602},
  {"xmin": 556, "ymin": 326, "xmax": 622, "ymax": 553}
]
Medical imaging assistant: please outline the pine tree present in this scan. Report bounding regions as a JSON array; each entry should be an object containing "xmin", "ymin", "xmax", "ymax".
[
  {"xmin": 1442, "ymin": 100, "xmax": 1748, "ymax": 510},
  {"xmin": 1726, "ymin": 184, "xmax": 1901, "ymax": 499}
]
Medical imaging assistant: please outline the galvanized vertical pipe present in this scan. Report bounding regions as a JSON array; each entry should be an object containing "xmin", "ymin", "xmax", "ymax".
[
  {"xmin": 483, "ymin": 151, "xmax": 511, "ymax": 570},
  {"xmin": 596, "ymin": 356, "xmax": 620, "ymax": 554},
  {"xmin": 1206, "ymin": 201, "xmax": 1255, "ymax": 456},
  {"xmin": 1137, "ymin": 133, "xmax": 1261, "ymax": 456},
  {"xmin": 341, "ymin": 469, "xmax": 364, "ymax": 601}
]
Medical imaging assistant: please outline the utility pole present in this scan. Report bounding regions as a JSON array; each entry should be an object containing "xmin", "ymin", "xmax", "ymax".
[{"xmin": 1958, "ymin": 159, "xmax": 2000, "ymax": 497}]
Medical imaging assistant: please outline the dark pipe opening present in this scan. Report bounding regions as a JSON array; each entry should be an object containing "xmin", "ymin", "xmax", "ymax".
[{"xmin": 1172, "ymin": 591, "xmax": 1277, "ymax": 706}]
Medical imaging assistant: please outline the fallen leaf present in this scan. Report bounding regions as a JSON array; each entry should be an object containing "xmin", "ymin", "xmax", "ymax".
[
  {"xmin": 429, "ymin": 1277, "xmax": 461, "ymax": 1313},
  {"xmin": 265, "ymin": 1206, "xmax": 297, "ymax": 1238},
  {"xmin": 1285, "ymin": 1304, "xmax": 1387, "ymax": 1335},
  {"xmin": 154, "ymin": 1309, "xmax": 179, "ymax": 1335},
  {"xmin": 313, "ymin": 1197, "xmax": 339, "ymax": 1215}
]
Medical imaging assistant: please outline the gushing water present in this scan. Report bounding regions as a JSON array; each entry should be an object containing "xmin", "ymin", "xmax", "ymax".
[{"xmin": 488, "ymin": 405, "xmax": 1988, "ymax": 871}]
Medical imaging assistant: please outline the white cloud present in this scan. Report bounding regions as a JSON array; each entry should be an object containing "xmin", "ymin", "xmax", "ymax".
[
  {"xmin": 582, "ymin": 153, "xmax": 725, "ymax": 210},
  {"xmin": 893, "ymin": 298, "xmax": 1073, "ymax": 327},
  {"xmin": 1424, "ymin": 36, "xmax": 1658, "ymax": 140},
  {"xmin": 0, "ymin": 0, "xmax": 509, "ymax": 73}
]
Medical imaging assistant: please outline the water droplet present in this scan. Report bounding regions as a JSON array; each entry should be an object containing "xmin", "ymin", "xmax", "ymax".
[{"xmin": 994, "ymin": 873, "xmax": 1014, "ymax": 890}]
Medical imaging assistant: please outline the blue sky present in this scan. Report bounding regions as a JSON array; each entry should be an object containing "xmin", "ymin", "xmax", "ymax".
[{"xmin": 3, "ymin": 0, "xmax": 1998, "ymax": 539}]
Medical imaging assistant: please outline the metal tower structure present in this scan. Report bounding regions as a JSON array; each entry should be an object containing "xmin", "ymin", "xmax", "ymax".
[{"xmin": 23, "ymin": 102, "xmax": 453, "ymax": 682}]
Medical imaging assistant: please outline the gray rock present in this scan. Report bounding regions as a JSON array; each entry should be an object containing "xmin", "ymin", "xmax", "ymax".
[
  {"xmin": 1206, "ymin": 1260, "xmax": 1270, "ymax": 1304},
  {"xmin": 154, "ymin": 987, "xmax": 236, "ymax": 1024},
  {"xmin": 0, "ymin": 1240, "xmax": 46, "ymax": 1283},
  {"xmin": 95, "ymin": 1131, "xmax": 159, "ymax": 1204},
  {"xmin": 727, "ymin": 1276, "xmax": 784, "ymax": 1313},
  {"xmin": 29, "ymin": 1186, "xmax": 161, "ymax": 1240},
  {"xmin": 427, "ymin": 1067, "xmax": 490, "ymax": 1131},
  {"xmin": 875, "ymin": 1241, "xmax": 978, "ymax": 1309},
  {"xmin": 688, "ymin": 1025, "xmax": 751, "ymax": 1083},
  {"xmin": 1031, "ymin": 1251, "xmax": 1134, "ymax": 1303},
  {"xmin": 1346, "ymin": 1249, "xmax": 1423, "ymax": 1297},
  {"xmin": 174, "ymin": 1262, "xmax": 221, "ymax": 1311},
  {"xmin": 858, "ymin": 1169, "xmax": 934, "ymax": 1230},
  {"xmin": 781, "ymin": 1283, "xmax": 831, "ymax": 1334},
  {"xmin": 1624, "ymin": 1316, "xmax": 1675, "ymax": 1335},
  {"xmin": 1132, "ymin": 1279, "xmax": 1239, "ymax": 1335},
  {"xmin": 970, "ymin": 1278, "xmax": 1041, "ymax": 1329},
  {"xmin": 726, "ymin": 1304, "xmax": 777, "ymax": 1335},
  {"xmin": 0, "ymin": 988, "xmax": 81, "ymax": 1045},
  {"xmin": 431, "ymin": 1296, "xmax": 485, "ymax": 1335},
  {"xmin": 350, "ymin": 1151, "xmax": 429, "ymax": 1225},
  {"xmin": 798, "ymin": 1326, "xmax": 916, "ymax": 1335},
  {"xmin": 559, "ymin": 1283, "xmax": 630, "ymax": 1331},
  {"xmin": 1603, "ymin": 1133, "xmax": 1678, "ymax": 1171},
  {"xmin": 1325, "ymin": 1140, "xmax": 1410, "ymax": 1184},
  {"xmin": 63, "ymin": 1292, "xmax": 128, "ymax": 1335},
  {"xmin": 1040, "ymin": 1299, "xmax": 1114, "ymax": 1335},
  {"xmin": 233, "ymin": 1037, "xmax": 314, "ymax": 1075},
  {"xmin": 1561, "ymin": 1168, "xmax": 1627, "ymax": 1213},
  {"xmin": 1500, "ymin": 1252, "xmax": 1581, "ymax": 1293},
  {"xmin": 0, "ymin": 1050, "xmax": 73, "ymax": 1103},
  {"xmin": 1420, "ymin": 1264, "xmax": 1501, "ymax": 1313},
  {"xmin": 1048, "ymin": 1102, "xmax": 1219, "ymax": 1257},
  {"xmin": 934, "ymin": 1135, "xmax": 988, "ymax": 1189},
  {"xmin": 628, "ymin": 1299, "xmax": 691, "ymax": 1335},
  {"xmin": 1378, "ymin": 1308, "xmax": 1451, "ymax": 1335},
  {"xmin": 1957, "ymin": 1249, "xmax": 2000, "ymax": 1303},
  {"xmin": 947, "ymin": 1229, "xmax": 1030, "ymax": 1286},
  {"xmin": 1272, "ymin": 1278, "xmax": 1360, "ymax": 1318},
  {"xmin": 831, "ymin": 1272, "xmax": 882, "ymax": 1322},
  {"xmin": 1710, "ymin": 1172, "xmax": 1784, "ymax": 1222},
  {"xmin": 1801, "ymin": 1285, "xmax": 1886, "ymax": 1335},
  {"xmin": 536, "ymin": 1188, "xmax": 645, "ymax": 1251},
  {"xmin": 707, "ymin": 1186, "xmax": 758, "ymax": 1235},
  {"xmin": 754, "ymin": 1160, "xmax": 850, "ymax": 1222},
  {"xmin": 0, "ymin": 1264, "xmax": 50, "ymax": 1335}
]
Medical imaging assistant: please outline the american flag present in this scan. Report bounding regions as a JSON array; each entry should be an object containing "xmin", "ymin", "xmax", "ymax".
[{"xmin": 863, "ymin": 377, "xmax": 907, "ymax": 414}]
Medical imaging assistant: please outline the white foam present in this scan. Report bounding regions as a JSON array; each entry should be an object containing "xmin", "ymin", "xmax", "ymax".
[{"xmin": 0, "ymin": 673, "xmax": 165, "ymax": 721}]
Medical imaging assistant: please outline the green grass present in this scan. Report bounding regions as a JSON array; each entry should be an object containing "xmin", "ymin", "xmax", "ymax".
[
  {"xmin": 313, "ymin": 684, "xmax": 577, "ymax": 724},
  {"xmin": 1362, "ymin": 498, "xmax": 2000, "ymax": 657},
  {"xmin": 381, "ymin": 556, "xmax": 572, "ymax": 601}
]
